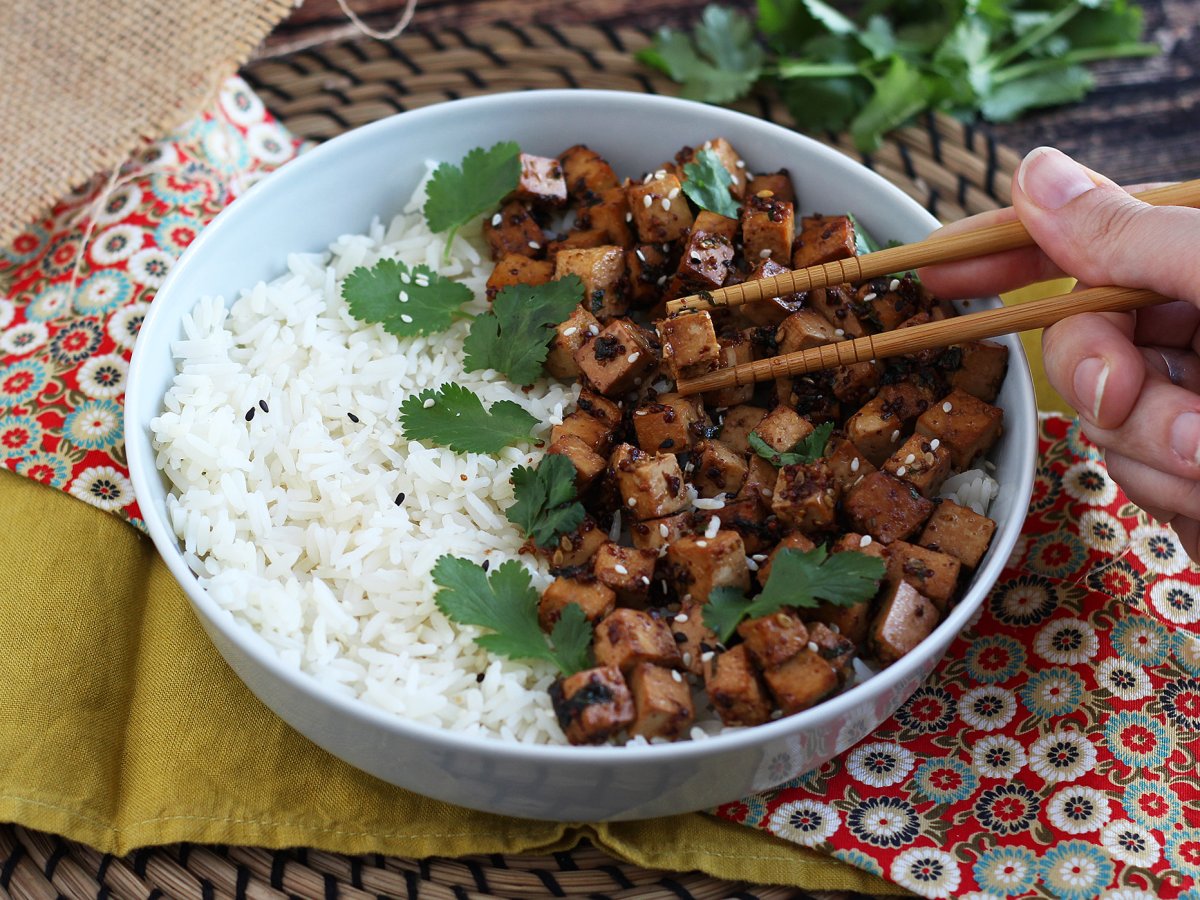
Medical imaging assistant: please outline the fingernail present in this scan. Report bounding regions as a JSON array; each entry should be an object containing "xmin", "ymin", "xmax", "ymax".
[
  {"xmin": 1171, "ymin": 412, "xmax": 1200, "ymax": 466},
  {"xmin": 1073, "ymin": 357, "xmax": 1109, "ymax": 421},
  {"xmin": 1018, "ymin": 147, "xmax": 1097, "ymax": 210}
]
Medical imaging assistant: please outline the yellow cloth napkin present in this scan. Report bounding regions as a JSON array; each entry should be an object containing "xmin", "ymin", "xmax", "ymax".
[
  {"xmin": 0, "ymin": 468, "xmax": 898, "ymax": 893},
  {"xmin": 1001, "ymin": 278, "xmax": 1078, "ymax": 415}
]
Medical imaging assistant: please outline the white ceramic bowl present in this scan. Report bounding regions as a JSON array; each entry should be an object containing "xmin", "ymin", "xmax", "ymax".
[{"xmin": 126, "ymin": 90, "xmax": 1036, "ymax": 821}]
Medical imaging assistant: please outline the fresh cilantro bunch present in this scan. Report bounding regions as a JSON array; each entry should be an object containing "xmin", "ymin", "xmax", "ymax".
[
  {"xmin": 506, "ymin": 454, "xmax": 586, "ymax": 549},
  {"xmin": 704, "ymin": 545, "xmax": 886, "ymax": 642},
  {"xmin": 398, "ymin": 384, "xmax": 538, "ymax": 454},
  {"xmin": 640, "ymin": 0, "xmax": 1157, "ymax": 151},
  {"xmin": 748, "ymin": 421, "xmax": 833, "ymax": 467}
]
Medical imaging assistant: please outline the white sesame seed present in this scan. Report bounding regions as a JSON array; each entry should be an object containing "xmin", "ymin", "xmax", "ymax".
[
  {"xmin": 830, "ymin": 623, "xmax": 841, "ymax": 634},
  {"xmin": 682, "ymin": 652, "xmax": 693, "ymax": 666},
  {"xmin": 863, "ymin": 292, "xmax": 877, "ymax": 302},
  {"xmin": 491, "ymin": 213, "xmax": 502, "ymax": 226},
  {"xmin": 702, "ymin": 650, "xmax": 714, "ymax": 662},
  {"xmin": 761, "ymin": 488, "xmax": 773, "ymax": 498},
  {"xmin": 834, "ymin": 328, "xmax": 845, "ymax": 336},
  {"xmin": 660, "ymin": 523, "xmax": 670, "ymax": 538},
  {"xmin": 889, "ymin": 278, "xmax": 901, "ymax": 292},
  {"xmin": 661, "ymin": 198, "xmax": 671, "ymax": 211},
  {"xmin": 850, "ymin": 457, "xmax": 860, "ymax": 473},
  {"xmin": 905, "ymin": 453, "xmax": 916, "ymax": 464},
  {"xmin": 627, "ymin": 352, "xmax": 640, "ymax": 364},
  {"xmin": 705, "ymin": 516, "xmax": 720, "ymax": 538},
  {"xmin": 528, "ymin": 241, "xmax": 540, "ymax": 250},
  {"xmin": 807, "ymin": 641, "xmax": 819, "ymax": 653},
  {"xmin": 400, "ymin": 314, "xmax": 413, "ymax": 324},
  {"xmin": 656, "ymin": 275, "xmax": 667, "ymax": 286},
  {"xmin": 859, "ymin": 534, "xmax": 872, "ymax": 547},
  {"xmin": 655, "ymin": 169, "xmax": 667, "ymax": 180},
  {"xmin": 661, "ymin": 580, "xmax": 669, "ymax": 592},
  {"xmin": 643, "ymin": 173, "xmax": 653, "ymax": 184},
  {"xmin": 627, "ymin": 497, "xmax": 637, "ymax": 507},
  {"xmin": 891, "ymin": 429, "xmax": 900, "ymax": 441},
  {"xmin": 675, "ymin": 613, "xmax": 689, "ymax": 623},
  {"xmin": 736, "ymin": 159, "xmax": 746, "ymax": 169},
  {"xmin": 562, "ymin": 326, "xmax": 578, "ymax": 337},
  {"xmin": 625, "ymin": 211, "xmax": 633, "ymax": 222},
  {"xmin": 635, "ymin": 409, "xmax": 647, "ymax": 416},
  {"xmin": 671, "ymin": 670, "xmax": 683, "ymax": 683},
  {"xmin": 414, "ymin": 275, "xmax": 429, "ymax": 287},
  {"xmin": 930, "ymin": 438, "xmax": 941, "ymax": 450},
  {"xmin": 614, "ymin": 564, "xmax": 629, "ymax": 575},
  {"xmin": 642, "ymin": 575, "xmax": 651, "ymax": 585},
  {"xmin": 746, "ymin": 557, "xmax": 759, "ymax": 572},
  {"xmin": 759, "ymin": 248, "xmax": 772, "ymax": 259},
  {"xmin": 695, "ymin": 540, "xmax": 708, "ymax": 548},
  {"xmin": 589, "ymin": 324, "xmax": 599, "ymax": 335},
  {"xmin": 752, "ymin": 553, "xmax": 767, "ymax": 562},
  {"xmin": 668, "ymin": 187, "xmax": 680, "ymax": 200},
  {"xmin": 400, "ymin": 272, "xmax": 411, "ymax": 284},
  {"xmin": 643, "ymin": 195, "xmax": 653, "ymax": 208},
  {"xmin": 636, "ymin": 249, "xmax": 646, "ymax": 262},
  {"xmin": 423, "ymin": 398, "xmax": 435, "ymax": 409},
  {"xmin": 896, "ymin": 466, "xmax": 907, "ymax": 476},
  {"xmin": 399, "ymin": 291, "xmax": 409, "ymax": 303},
  {"xmin": 943, "ymin": 401, "xmax": 953, "ymax": 412},
  {"xmin": 662, "ymin": 244, "xmax": 670, "ymax": 252}
]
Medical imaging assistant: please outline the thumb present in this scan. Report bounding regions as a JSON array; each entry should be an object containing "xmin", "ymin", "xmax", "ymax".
[{"xmin": 1014, "ymin": 147, "xmax": 1200, "ymax": 305}]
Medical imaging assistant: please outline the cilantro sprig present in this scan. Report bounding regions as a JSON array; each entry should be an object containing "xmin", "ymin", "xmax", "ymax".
[
  {"xmin": 343, "ymin": 258, "xmax": 473, "ymax": 338},
  {"xmin": 424, "ymin": 141, "xmax": 522, "ymax": 250},
  {"xmin": 398, "ymin": 383, "xmax": 537, "ymax": 454},
  {"xmin": 464, "ymin": 276, "xmax": 584, "ymax": 385},
  {"xmin": 704, "ymin": 546, "xmax": 886, "ymax": 642},
  {"xmin": 640, "ymin": 1, "xmax": 1158, "ymax": 151},
  {"xmin": 506, "ymin": 453, "xmax": 586, "ymax": 549},
  {"xmin": 432, "ymin": 556, "xmax": 592, "ymax": 676},
  {"xmin": 748, "ymin": 421, "xmax": 834, "ymax": 467},
  {"xmin": 682, "ymin": 148, "xmax": 741, "ymax": 218}
]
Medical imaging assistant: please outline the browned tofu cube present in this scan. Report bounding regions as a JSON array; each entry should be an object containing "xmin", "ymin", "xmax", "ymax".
[
  {"xmin": 628, "ymin": 172, "xmax": 694, "ymax": 243},
  {"xmin": 538, "ymin": 575, "xmax": 616, "ymax": 632},
  {"xmin": 845, "ymin": 383, "xmax": 934, "ymax": 467},
  {"xmin": 887, "ymin": 541, "xmax": 961, "ymax": 613},
  {"xmin": 915, "ymin": 389, "xmax": 1003, "ymax": 469},
  {"xmin": 702, "ymin": 334, "xmax": 756, "ymax": 410},
  {"xmin": 576, "ymin": 388, "xmax": 623, "ymax": 430},
  {"xmin": 762, "ymin": 649, "xmax": 839, "ymax": 716},
  {"xmin": 483, "ymin": 201, "xmax": 546, "ymax": 260},
  {"xmin": 550, "ymin": 515, "xmax": 609, "ymax": 568},
  {"xmin": 806, "ymin": 622, "xmax": 857, "ymax": 685},
  {"xmin": 825, "ymin": 436, "xmax": 876, "ymax": 491},
  {"xmin": 486, "ymin": 253, "xmax": 554, "ymax": 302},
  {"xmin": 593, "ymin": 542, "xmax": 658, "ymax": 605},
  {"xmin": 692, "ymin": 209, "xmax": 740, "ymax": 242},
  {"xmin": 547, "ymin": 434, "xmax": 607, "ymax": 490},
  {"xmin": 667, "ymin": 231, "xmax": 735, "ymax": 297},
  {"xmin": 629, "ymin": 662, "xmax": 695, "ymax": 741},
  {"xmin": 776, "ymin": 309, "xmax": 838, "ymax": 355},
  {"xmin": 703, "ymin": 497, "xmax": 776, "ymax": 554},
  {"xmin": 948, "ymin": 340, "xmax": 1009, "ymax": 403},
  {"xmin": 658, "ymin": 311, "xmax": 721, "ymax": 380},
  {"xmin": 513, "ymin": 153, "xmax": 568, "ymax": 206},
  {"xmin": 811, "ymin": 285, "xmax": 870, "ymax": 339},
  {"xmin": 830, "ymin": 530, "xmax": 889, "ymax": 563},
  {"xmin": 545, "ymin": 306, "xmax": 600, "ymax": 379},
  {"xmin": 738, "ymin": 608, "xmax": 809, "ymax": 669},
  {"xmin": 670, "ymin": 598, "xmax": 718, "ymax": 676},
  {"xmin": 738, "ymin": 453, "xmax": 779, "ymax": 510},
  {"xmin": 546, "ymin": 228, "xmax": 609, "ymax": 257},
  {"xmin": 576, "ymin": 186, "xmax": 634, "ymax": 249},
  {"xmin": 792, "ymin": 214, "xmax": 856, "ymax": 269},
  {"xmin": 559, "ymin": 144, "xmax": 619, "ymax": 203},
  {"xmin": 831, "ymin": 361, "xmax": 882, "ymax": 408},
  {"xmin": 856, "ymin": 281, "xmax": 921, "ymax": 331},
  {"xmin": 870, "ymin": 580, "xmax": 939, "ymax": 665},
  {"xmin": 752, "ymin": 405, "xmax": 814, "ymax": 454},
  {"xmin": 919, "ymin": 500, "xmax": 997, "ymax": 569},
  {"xmin": 633, "ymin": 392, "xmax": 703, "ymax": 453},
  {"xmin": 575, "ymin": 319, "xmax": 658, "ymax": 396},
  {"xmin": 741, "ymin": 192, "xmax": 795, "ymax": 263},
  {"xmin": 738, "ymin": 259, "xmax": 807, "ymax": 327},
  {"xmin": 550, "ymin": 410, "xmax": 614, "ymax": 454},
  {"xmin": 883, "ymin": 434, "xmax": 952, "ymax": 498},
  {"xmin": 746, "ymin": 170, "xmax": 795, "ymax": 206},
  {"xmin": 693, "ymin": 439, "xmax": 748, "ymax": 498},
  {"xmin": 720, "ymin": 405, "xmax": 767, "ymax": 455},
  {"xmin": 757, "ymin": 532, "xmax": 816, "ymax": 586},
  {"xmin": 704, "ymin": 644, "xmax": 772, "ymax": 726},
  {"xmin": 594, "ymin": 608, "xmax": 683, "ymax": 673},
  {"xmin": 555, "ymin": 245, "xmax": 628, "ymax": 321},
  {"xmin": 549, "ymin": 666, "xmax": 634, "ymax": 745},
  {"xmin": 612, "ymin": 443, "xmax": 689, "ymax": 521},
  {"xmin": 667, "ymin": 531, "xmax": 750, "ymax": 602},
  {"xmin": 630, "ymin": 511, "xmax": 694, "ymax": 552},
  {"xmin": 895, "ymin": 311, "xmax": 944, "ymax": 367},
  {"xmin": 772, "ymin": 461, "xmax": 839, "ymax": 533},
  {"xmin": 844, "ymin": 471, "xmax": 934, "ymax": 545},
  {"xmin": 626, "ymin": 243, "xmax": 672, "ymax": 307}
]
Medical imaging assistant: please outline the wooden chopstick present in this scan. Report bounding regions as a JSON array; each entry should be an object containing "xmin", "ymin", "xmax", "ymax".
[
  {"xmin": 674, "ymin": 285, "xmax": 1169, "ymax": 397},
  {"xmin": 665, "ymin": 180, "xmax": 1200, "ymax": 315}
]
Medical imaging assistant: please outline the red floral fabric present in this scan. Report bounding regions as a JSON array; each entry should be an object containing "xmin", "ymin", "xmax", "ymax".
[
  {"xmin": 0, "ymin": 77, "xmax": 307, "ymax": 528},
  {"xmin": 716, "ymin": 415, "xmax": 1200, "ymax": 900}
]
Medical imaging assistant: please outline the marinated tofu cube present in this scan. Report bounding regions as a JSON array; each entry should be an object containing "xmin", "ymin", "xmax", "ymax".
[
  {"xmin": 550, "ymin": 410, "xmax": 614, "ymax": 454},
  {"xmin": 737, "ymin": 455, "xmax": 778, "ymax": 509},
  {"xmin": 702, "ymin": 335, "xmax": 756, "ymax": 409},
  {"xmin": 741, "ymin": 191, "xmax": 795, "ymax": 264},
  {"xmin": 538, "ymin": 575, "xmax": 616, "ymax": 632},
  {"xmin": 545, "ymin": 306, "xmax": 600, "ymax": 379},
  {"xmin": 678, "ymin": 138, "xmax": 748, "ymax": 200},
  {"xmin": 550, "ymin": 515, "xmax": 609, "ymax": 569},
  {"xmin": 704, "ymin": 644, "xmax": 773, "ymax": 727},
  {"xmin": 630, "ymin": 511, "xmax": 695, "ymax": 552},
  {"xmin": 546, "ymin": 228, "xmax": 609, "ymax": 257},
  {"xmin": 693, "ymin": 439, "xmax": 748, "ymax": 498},
  {"xmin": 948, "ymin": 340, "xmax": 1009, "ymax": 403},
  {"xmin": 549, "ymin": 665, "xmax": 634, "ymax": 745},
  {"xmin": 594, "ymin": 608, "xmax": 683, "ymax": 673},
  {"xmin": 831, "ymin": 360, "xmax": 882, "ymax": 408},
  {"xmin": 629, "ymin": 662, "xmax": 695, "ymax": 741},
  {"xmin": 692, "ymin": 209, "xmax": 740, "ymax": 242},
  {"xmin": 883, "ymin": 434, "xmax": 952, "ymax": 498},
  {"xmin": 486, "ymin": 253, "xmax": 554, "ymax": 302},
  {"xmin": 762, "ymin": 649, "xmax": 839, "ymax": 716},
  {"xmin": 626, "ymin": 243, "xmax": 673, "ymax": 307},
  {"xmin": 670, "ymin": 598, "xmax": 718, "ymax": 676},
  {"xmin": 547, "ymin": 434, "xmax": 607, "ymax": 491},
  {"xmin": 628, "ymin": 172, "xmax": 694, "ymax": 243},
  {"xmin": 870, "ymin": 580, "xmax": 939, "ymax": 665},
  {"xmin": 792, "ymin": 214, "xmax": 856, "ymax": 269},
  {"xmin": 658, "ymin": 311, "xmax": 721, "ymax": 380},
  {"xmin": 576, "ymin": 388, "xmax": 623, "ymax": 430},
  {"xmin": 776, "ymin": 309, "xmax": 838, "ymax": 355},
  {"xmin": 739, "ymin": 259, "xmax": 807, "ymax": 327},
  {"xmin": 772, "ymin": 461, "xmax": 839, "ymax": 533},
  {"xmin": 919, "ymin": 500, "xmax": 996, "ymax": 569},
  {"xmin": 825, "ymin": 436, "xmax": 876, "ymax": 491},
  {"xmin": 845, "ymin": 383, "xmax": 934, "ymax": 467},
  {"xmin": 612, "ymin": 443, "xmax": 689, "ymax": 521},
  {"xmin": 513, "ymin": 153, "xmax": 568, "ymax": 206},
  {"xmin": 886, "ymin": 541, "xmax": 961, "ymax": 613},
  {"xmin": 915, "ymin": 388, "xmax": 1003, "ymax": 469},
  {"xmin": 720, "ymin": 405, "xmax": 768, "ymax": 455},
  {"xmin": 856, "ymin": 281, "xmax": 920, "ymax": 331},
  {"xmin": 559, "ymin": 144, "xmax": 619, "ymax": 203},
  {"xmin": 895, "ymin": 312, "xmax": 944, "ymax": 367},
  {"xmin": 575, "ymin": 319, "xmax": 658, "ymax": 396},
  {"xmin": 667, "ymin": 231, "xmax": 735, "ymax": 297},
  {"xmin": 667, "ymin": 531, "xmax": 750, "ymax": 602},
  {"xmin": 703, "ymin": 497, "xmax": 776, "ymax": 554},
  {"xmin": 633, "ymin": 392, "xmax": 703, "ymax": 453},
  {"xmin": 738, "ymin": 608, "xmax": 809, "ymax": 669},
  {"xmin": 756, "ymin": 532, "xmax": 816, "ymax": 586},
  {"xmin": 746, "ymin": 170, "xmax": 795, "ymax": 206},
  {"xmin": 483, "ymin": 201, "xmax": 546, "ymax": 260},
  {"xmin": 830, "ymin": 530, "xmax": 888, "ymax": 563},
  {"xmin": 843, "ymin": 471, "xmax": 934, "ymax": 544},
  {"xmin": 593, "ymin": 542, "xmax": 658, "ymax": 604},
  {"xmin": 806, "ymin": 622, "xmax": 857, "ymax": 684},
  {"xmin": 752, "ymin": 405, "xmax": 814, "ymax": 453},
  {"xmin": 811, "ymin": 285, "xmax": 870, "ymax": 339},
  {"xmin": 576, "ymin": 186, "xmax": 634, "ymax": 248},
  {"xmin": 555, "ymin": 245, "xmax": 628, "ymax": 321}
]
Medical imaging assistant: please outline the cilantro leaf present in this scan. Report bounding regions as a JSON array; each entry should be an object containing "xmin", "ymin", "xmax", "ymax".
[
  {"xmin": 682, "ymin": 149, "xmax": 741, "ymax": 218},
  {"xmin": 850, "ymin": 55, "xmax": 932, "ymax": 152},
  {"xmin": 637, "ymin": 5, "xmax": 764, "ymax": 104},
  {"xmin": 506, "ymin": 453, "xmax": 586, "ymax": 549},
  {"xmin": 464, "ymin": 276, "xmax": 584, "ymax": 385},
  {"xmin": 432, "ymin": 556, "xmax": 592, "ymax": 676},
  {"xmin": 343, "ymin": 259, "xmax": 473, "ymax": 338},
  {"xmin": 748, "ymin": 421, "xmax": 833, "ymax": 467},
  {"xmin": 980, "ymin": 64, "xmax": 1093, "ymax": 122},
  {"xmin": 423, "ymin": 142, "xmax": 522, "ymax": 249},
  {"xmin": 398, "ymin": 383, "xmax": 537, "ymax": 454},
  {"xmin": 704, "ymin": 587, "xmax": 754, "ymax": 644},
  {"xmin": 846, "ymin": 211, "xmax": 879, "ymax": 256}
]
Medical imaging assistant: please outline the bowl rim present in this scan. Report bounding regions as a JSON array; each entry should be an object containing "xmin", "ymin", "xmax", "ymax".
[{"xmin": 126, "ymin": 88, "xmax": 1038, "ymax": 764}]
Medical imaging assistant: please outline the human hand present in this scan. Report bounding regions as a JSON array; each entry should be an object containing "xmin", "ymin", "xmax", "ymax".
[{"xmin": 919, "ymin": 146, "xmax": 1200, "ymax": 560}]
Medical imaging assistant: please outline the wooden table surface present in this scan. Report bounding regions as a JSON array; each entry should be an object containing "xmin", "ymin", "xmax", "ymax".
[{"xmin": 264, "ymin": 0, "xmax": 1200, "ymax": 187}]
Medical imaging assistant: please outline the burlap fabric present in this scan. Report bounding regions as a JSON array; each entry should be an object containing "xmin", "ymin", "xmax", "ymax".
[{"xmin": 0, "ymin": 0, "xmax": 294, "ymax": 247}]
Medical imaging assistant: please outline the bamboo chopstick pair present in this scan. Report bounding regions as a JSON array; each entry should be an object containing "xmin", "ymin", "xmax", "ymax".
[{"xmin": 668, "ymin": 181, "xmax": 1199, "ymax": 397}]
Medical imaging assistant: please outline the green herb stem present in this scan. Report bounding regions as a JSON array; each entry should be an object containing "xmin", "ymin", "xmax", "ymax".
[
  {"xmin": 983, "ymin": 2, "xmax": 1083, "ymax": 72},
  {"xmin": 992, "ymin": 41, "xmax": 1161, "ymax": 85}
]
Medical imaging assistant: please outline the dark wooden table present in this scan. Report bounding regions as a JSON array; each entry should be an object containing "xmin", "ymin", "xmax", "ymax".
[{"xmin": 264, "ymin": 0, "xmax": 1200, "ymax": 186}]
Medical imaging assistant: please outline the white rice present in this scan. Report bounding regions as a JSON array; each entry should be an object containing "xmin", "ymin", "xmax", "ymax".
[{"xmin": 939, "ymin": 467, "xmax": 1000, "ymax": 516}]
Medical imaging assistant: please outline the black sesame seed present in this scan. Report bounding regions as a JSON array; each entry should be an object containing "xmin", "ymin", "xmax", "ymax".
[
  {"xmin": 394, "ymin": 492, "xmax": 405, "ymax": 506},
  {"xmin": 245, "ymin": 407, "xmax": 255, "ymax": 421},
  {"xmin": 259, "ymin": 399, "xmax": 269, "ymax": 413},
  {"xmin": 673, "ymin": 631, "xmax": 688, "ymax": 643},
  {"xmin": 347, "ymin": 412, "xmax": 360, "ymax": 423},
  {"xmin": 482, "ymin": 559, "xmax": 490, "ymax": 571},
  {"xmin": 476, "ymin": 672, "xmax": 485, "ymax": 683}
]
